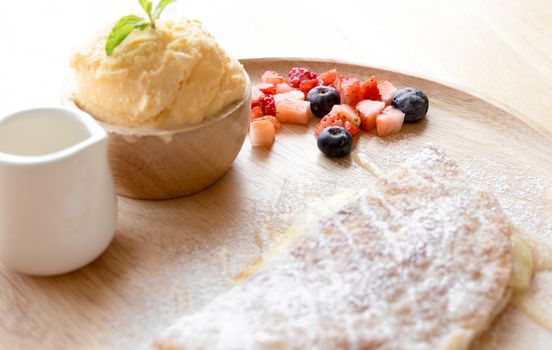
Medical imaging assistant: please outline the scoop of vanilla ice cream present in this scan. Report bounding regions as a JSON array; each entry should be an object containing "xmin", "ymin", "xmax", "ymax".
[{"xmin": 70, "ymin": 19, "xmax": 247, "ymax": 129}]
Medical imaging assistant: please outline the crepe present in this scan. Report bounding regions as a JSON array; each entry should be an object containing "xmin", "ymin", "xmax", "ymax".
[{"xmin": 155, "ymin": 145, "xmax": 532, "ymax": 350}]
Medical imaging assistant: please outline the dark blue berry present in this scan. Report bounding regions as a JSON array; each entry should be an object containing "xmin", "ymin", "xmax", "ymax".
[
  {"xmin": 391, "ymin": 87, "xmax": 429, "ymax": 122},
  {"xmin": 307, "ymin": 86, "xmax": 340, "ymax": 118},
  {"xmin": 317, "ymin": 126, "xmax": 353, "ymax": 157}
]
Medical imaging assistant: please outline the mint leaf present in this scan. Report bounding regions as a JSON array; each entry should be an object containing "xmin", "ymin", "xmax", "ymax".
[
  {"xmin": 154, "ymin": 0, "xmax": 177, "ymax": 19},
  {"xmin": 105, "ymin": 15, "xmax": 150, "ymax": 56},
  {"xmin": 138, "ymin": 0, "xmax": 153, "ymax": 16},
  {"xmin": 139, "ymin": 0, "xmax": 156, "ymax": 28},
  {"xmin": 104, "ymin": 0, "xmax": 178, "ymax": 55}
]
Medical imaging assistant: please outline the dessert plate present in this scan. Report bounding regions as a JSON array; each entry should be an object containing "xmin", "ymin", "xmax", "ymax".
[{"xmin": 0, "ymin": 58, "xmax": 551, "ymax": 349}]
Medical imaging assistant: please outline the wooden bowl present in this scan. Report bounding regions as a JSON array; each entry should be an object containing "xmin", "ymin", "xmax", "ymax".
[{"xmin": 63, "ymin": 73, "xmax": 251, "ymax": 200}]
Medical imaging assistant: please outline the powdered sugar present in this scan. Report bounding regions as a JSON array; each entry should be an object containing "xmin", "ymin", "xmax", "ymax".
[
  {"xmin": 155, "ymin": 145, "xmax": 514, "ymax": 349},
  {"xmin": 102, "ymin": 137, "xmax": 550, "ymax": 349}
]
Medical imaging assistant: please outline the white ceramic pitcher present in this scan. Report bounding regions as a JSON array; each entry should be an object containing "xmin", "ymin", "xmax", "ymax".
[{"xmin": 0, "ymin": 107, "xmax": 117, "ymax": 275}]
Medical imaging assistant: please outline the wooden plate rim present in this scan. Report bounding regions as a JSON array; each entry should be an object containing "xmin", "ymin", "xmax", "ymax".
[{"xmin": 239, "ymin": 56, "xmax": 552, "ymax": 141}]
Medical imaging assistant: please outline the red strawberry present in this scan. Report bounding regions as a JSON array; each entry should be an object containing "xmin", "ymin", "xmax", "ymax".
[
  {"xmin": 327, "ymin": 104, "xmax": 361, "ymax": 128},
  {"xmin": 275, "ymin": 83, "xmax": 294, "ymax": 94},
  {"xmin": 361, "ymin": 76, "xmax": 381, "ymax": 101},
  {"xmin": 249, "ymin": 119, "xmax": 276, "ymax": 147},
  {"xmin": 299, "ymin": 78, "xmax": 319, "ymax": 96},
  {"xmin": 378, "ymin": 80, "xmax": 398, "ymax": 106},
  {"xmin": 376, "ymin": 106, "xmax": 405, "ymax": 137},
  {"xmin": 288, "ymin": 67, "xmax": 318, "ymax": 88},
  {"xmin": 249, "ymin": 106, "xmax": 264, "ymax": 131},
  {"xmin": 356, "ymin": 100, "xmax": 385, "ymax": 132},
  {"xmin": 262, "ymin": 71, "xmax": 286, "ymax": 85},
  {"xmin": 257, "ymin": 115, "xmax": 281, "ymax": 130},
  {"xmin": 342, "ymin": 121, "xmax": 359, "ymax": 136},
  {"xmin": 315, "ymin": 115, "xmax": 345, "ymax": 136},
  {"xmin": 258, "ymin": 95, "xmax": 276, "ymax": 116},
  {"xmin": 255, "ymin": 83, "xmax": 276, "ymax": 95},
  {"xmin": 274, "ymin": 90, "xmax": 305, "ymax": 104},
  {"xmin": 340, "ymin": 78, "xmax": 363, "ymax": 106},
  {"xmin": 251, "ymin": 86, "xmax": 265, "ymax": 106},
  {"xmin": 315, "ymin": 113, "xmax": 360, "ymax": 136},
  {"xmin": 275, "ymin": 99, "xmax": 312, "ymax": 125},
  {"xmin": 250, "ymin": 106, "xmax": 264, "ymax": 120},
  {"xmin": 334, "ymin": 74, "xmax": 347, "ymax": 92},
  {"xmin": 318, "ymin": 69, "xmax": 337, "ymax": 86}
]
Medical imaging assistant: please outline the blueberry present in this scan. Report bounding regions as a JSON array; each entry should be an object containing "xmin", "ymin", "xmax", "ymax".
[
  {"xmin": 317, "ymin": 126, "xmax": 353, "ymax": 157},
  {"xmin": 306, "ymin": 86, "xmax": 340, "ymax": 118},
  {"xmin": 391, "ymin": 87, "xmax": 429, "ymax": 122}
]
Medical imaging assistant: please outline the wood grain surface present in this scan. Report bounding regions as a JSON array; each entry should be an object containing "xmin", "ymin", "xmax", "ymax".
[{"xmin": 1, "ymin": 58, "xmax": 551, "ymax": 349}]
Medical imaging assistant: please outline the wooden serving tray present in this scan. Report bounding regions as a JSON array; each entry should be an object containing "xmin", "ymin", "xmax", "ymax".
[{"xmin": 1, "ymin": 58, "xmax": 551, "ymax": 349}]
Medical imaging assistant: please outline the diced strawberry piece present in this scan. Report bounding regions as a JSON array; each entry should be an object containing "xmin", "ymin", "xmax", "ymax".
[
  {"xmin": 249, "ymin": 119, "xmax": 276, "ymax": 147},
  {"xmin": 340, "ymin": 78, "xmax": 363, "ymax": 106},
  {"xmin": 258, "ymin": 95, "xmax": 276, "ymax": 116},
  {"xmin": 275, "ymin": 99, "xmax": 312, "ymax": 125},
  {"xmin": 315, "ymin": 115, "xmax": 345, "ymax": 136},
  {"xmin": 327, "ymin": 104, "xmax": 361, "ymax": 128},
  {"xmin": 262, "ymin": 71, "xmax": 286, "ymax": 85},
  {"xmin": 255, "ymin": 83, "xmax": 276, "ymax": 95},
  {"xmin": 378, "ymin": 80, "xmax": 398, "ymax": 106},
  {"xmin": 250, "ymin": 106, "xmax": 264, "ymax": 120},
  {"xmin": 314, "ymin": 115, "xmax": 359, "ymax": 136},
  {"xmin": 356, "ymin": 100, "xmax": 385, "ymax": 132},
  {"xmin": 275, "ymin": 83, "xmax": 294, "ymax": 94},
  {"xmin": 257, "ymin": 115, "xmax": 281, "ymax": 131},
  {"xmin": 274, "ymin": 90, "xmax": 305, "ymax": 104},
  {"xmin": 343, "ymin": 121, "xmax": 359, "ymax": 136},
  {"xmin": 376, "ymin": 106, "xmax": 405, "ymax": 137},
  {"xmin": 288, "ymin": 67, "xmax": 318, "ymax": 88},
  {"xmin": 361, "ymin": 76, "xmax": 381, "ymax": 101},
  {"xmin": 249, "ymin": 106, "xmax": 264, "ymax": 131},
  {"xmin": 251, "ymin": 86, "xmax": 265, "ymax": 106},
  {"xmin": 318, "ymin": 69, "xmax": 337, "ymax": 86},
  {"xmin": 299, "ymin": 78, "xmax": 319, "ymax": 96},
  {"xmin": 334, "ymin": 74, "xmax": 347, "ymax": 93}
]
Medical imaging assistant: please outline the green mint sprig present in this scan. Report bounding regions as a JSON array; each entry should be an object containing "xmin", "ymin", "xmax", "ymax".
[{"xmin": 105, "ymin": 0, "xmax": 177, "ymax": 56}]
